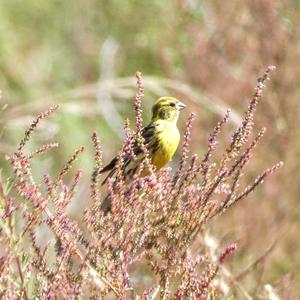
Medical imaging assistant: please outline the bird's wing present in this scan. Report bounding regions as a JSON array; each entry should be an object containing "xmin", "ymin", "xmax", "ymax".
[
  {"xmin": 141, "ymin": 123, "xmax": 160, "ymax": 155},
  {"xmin": 100, "ymin": 122, "xmax": 159, "ymax": 184}
]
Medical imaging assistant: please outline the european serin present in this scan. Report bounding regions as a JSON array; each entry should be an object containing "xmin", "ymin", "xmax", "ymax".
[{"xmin": 101, "ymin": 96, "xmax": 186, "ymax": 213}]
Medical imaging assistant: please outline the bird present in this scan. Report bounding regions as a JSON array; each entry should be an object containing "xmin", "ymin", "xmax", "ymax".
[{"xmin": 100, "ymin": 96, "xmax": 186, "ymax": 213}]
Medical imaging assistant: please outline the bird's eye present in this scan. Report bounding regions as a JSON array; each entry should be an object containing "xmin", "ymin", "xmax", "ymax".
[{"xmin": 169, "ymin": 102, "xmax": 176, "ymax": 107}]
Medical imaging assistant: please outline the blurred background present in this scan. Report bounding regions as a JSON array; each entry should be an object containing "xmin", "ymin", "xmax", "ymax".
[{"xmin": 0, "ymin": 0, "xmax": 299, "ymax": 297}]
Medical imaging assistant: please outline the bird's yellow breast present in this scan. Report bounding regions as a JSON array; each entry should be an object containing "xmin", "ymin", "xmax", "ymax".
[{"xmin": 151, "ymin": 123, "xmax": 180, "ymax": 169}]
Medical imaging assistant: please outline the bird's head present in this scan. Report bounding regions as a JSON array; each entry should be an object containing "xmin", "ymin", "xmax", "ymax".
[{"xmin": 151, "ymin": 97, "xmax": 186, "ymax": 123}]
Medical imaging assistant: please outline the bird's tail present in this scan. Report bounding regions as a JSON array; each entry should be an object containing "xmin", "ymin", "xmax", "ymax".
[{"xmin": 100, "ymin": 194, "xmax": 112, "ymax": 215}]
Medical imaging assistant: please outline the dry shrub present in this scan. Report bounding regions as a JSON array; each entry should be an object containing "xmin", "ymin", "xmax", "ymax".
[{"xmin": 0, "ymin": 67, "xmax": 281, "ymax": 299}]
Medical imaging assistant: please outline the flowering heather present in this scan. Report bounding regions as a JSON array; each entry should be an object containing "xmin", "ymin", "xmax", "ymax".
[{"xmin": 0, "ymin": 67, "xmax": 281, "ymax": 299}]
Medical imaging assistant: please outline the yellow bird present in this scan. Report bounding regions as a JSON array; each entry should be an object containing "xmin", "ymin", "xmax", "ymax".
[{"xmin": 100, "ymin": 97, "xmax": 186, "ymax": 213}]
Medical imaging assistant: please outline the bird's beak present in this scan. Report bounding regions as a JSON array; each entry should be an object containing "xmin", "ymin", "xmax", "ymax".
[{"xmin": 178, "ymin": 101, "xmax": 186, "ymax": 111}]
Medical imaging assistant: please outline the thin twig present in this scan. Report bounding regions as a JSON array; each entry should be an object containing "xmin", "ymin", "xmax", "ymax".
[{"xmin": 235, "ymin": 240, "xmax": 277, "ymax": 281}]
